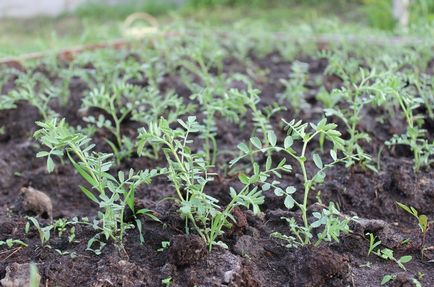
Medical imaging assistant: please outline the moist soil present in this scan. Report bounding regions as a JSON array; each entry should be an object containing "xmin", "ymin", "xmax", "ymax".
[{"xmin": 0, "ymin": 52, "xmax": 433, "ymax": 287}]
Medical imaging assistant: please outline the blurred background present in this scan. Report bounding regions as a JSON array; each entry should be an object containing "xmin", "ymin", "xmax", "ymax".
[{"xmin": 1, "ymin": 0, "xmax": 433, "ymax": 57}]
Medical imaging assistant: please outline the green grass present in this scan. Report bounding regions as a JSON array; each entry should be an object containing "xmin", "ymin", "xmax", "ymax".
[
  {"xmin": 0, "ymin": 16, "xmax": 121, "ymax": 57},
  {"xmin": 0, "ymin": 0, "xmax": 431, "ymax": 58}
]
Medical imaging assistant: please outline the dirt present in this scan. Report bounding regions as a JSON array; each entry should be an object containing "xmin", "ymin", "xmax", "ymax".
[{"xmin": 0, "ymin": 50, "xmax": 433, "ymax": 287}]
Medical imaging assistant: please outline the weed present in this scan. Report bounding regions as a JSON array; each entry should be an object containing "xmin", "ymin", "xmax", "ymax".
[
  {"xmin": 157, "ymin": 241, "xmax": 170, "ymax": 252},
  {"xmin": 29, "ymin": 263, "xmax": 39, "ymax": 287}
]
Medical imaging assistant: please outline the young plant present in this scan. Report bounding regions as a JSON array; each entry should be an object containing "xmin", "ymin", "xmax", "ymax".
[
  {"xmin": 137, "ymin": 116, "xmax": 286, "ymax": 250},
  {"xmin": 0, "ymin": 238, "xmax": 28, "ymax": 248},
  {"xmin": 178, "ymin": 34, "xmax": 224, "ymax": 88},
  {"xmin": 34, "ymin": 118, "xmax": 159, "ymax": 253},
  {"xmin": 366, "ymin": 233, "xmax": 412, "ymax": 271},
  {"xmin": 25, "ymin": 217, "xmax": 52, "ymax": 246},
  {"xmin": 190, "ymin": 87, "xmax": 248, "ymax": 164},
  {"xmin": 225, "ymin": 87, "xmax": 284, "ymax": 160},
  {"xmin": 0, "ymin": 71, "xmax": 57, "ymax": 120},
  {"xmin": 385, "ymin": 73, "xmax": 434, "ymax": 171},
  {"xmin": 231, "ymin": 118, "xmax": 352, "ymax": 246},
  {"xmin": 324, "ymin": 68, "xmax": 386, "ymax": 171},
  {"xmin": 278, "ymin": 61, "xmax": 310, "ymax": 113},
  {"xmin": 81, "ymin": 82, "xmax": 142, "ymax": 164},
  {"xmin": 82, "ymin": 83, "xmax": 193, "ymax": 163},
  {"xmin": 396, "ymin": 202, "xmax": 431, "ymax": 259},
  {"xmin": 318, "ymin": 48, "xmax": 361, "ymax": 84}
]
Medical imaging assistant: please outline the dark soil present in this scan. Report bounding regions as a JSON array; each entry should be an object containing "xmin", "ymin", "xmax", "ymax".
[{"xmin": 0, "ymin": 51, "xmax": 433, "ymax": 287}]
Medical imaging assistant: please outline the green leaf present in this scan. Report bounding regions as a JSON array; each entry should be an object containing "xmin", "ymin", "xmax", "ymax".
[
  {"xmin": 67, "ymin": 153, "xmax": 98, "ymax": 188},
  {"xmin": 312, "ymin": 153, "xmax": 323, "ymax": 169},
  {"xmin": 239, "ymin": 173, "xmax": 250, "ymax": 185},
  {"xmin": 381, "ymin": 275, "xmax": 394, "ymax": 285},
  {"xmin": 330, "ymin": 149, "xmax": 337, "ymax": 161},
  {"xmin": 418, "ymin": 215, "xmax": 428, "ymax": 232},
  {"xmin": 36, "ymin": 151, "xmax": 50, "ymax": 157},
  {"xmin": 284, "ymin": 136, "xmax": 293, "ymax": 149},
  {"xmin": 237, "ymin": 143, "xmax": 249, "ymax": 154},
  {"xmin": 79, "ymin": 185, "xmax": 99, "ymax": 203},
  {"xmin": 284, "ymin": 195, "xmax": 295, "ymax": 209},
  {"xmin": 285, "ymin": 186, "xmax": 296, "ymax": 194},
  {"xmin": 250, "ymin": 137, "xmax": 262, "ymax": 149},
  {"xmin": 47, "ymin": 156, "xmax": 55, "ymax": 173},
  {"xmin": 262, "ymin": 183, "xmax": 271, "ymax": 191},
  {"xmin": 265, "ymin": 156, "xmax": 272, "ymax": 170},
  {"xmin": 137, "ymin": 209, "xmax": 160, "ymax": 222},
  {"xmin": 267, "ymin": 131, "xmax": 277, "ymax": 147},
  {"xmin": 274, "ymin": 188, "xmax": 284, "ymax": 196},
  {"xmin": 399, "ymin": 255, "xmax": 412, "ymax": 264},
  {"xmin": 396, "ymin": 202, "xmax": 413, "ymax": 215}
]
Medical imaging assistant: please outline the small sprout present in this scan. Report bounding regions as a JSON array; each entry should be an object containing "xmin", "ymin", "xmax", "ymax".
[
  {"xmin": 157, "ymin": 241, "xmax": 170, "ymax": 252},
  {"xmin": 0, "ymin": 238, "xmax": 28, "ymax": 248},
  {"xmin": 381, "ymin": 274, "xmax": 395, "ymax": 285},
  {"xmin": 367, "ymin": 234, "xmax": 412, "ymax": 271},
  {"xmin": 396, "ymin": 202, "xmax": 431, "ymax": 259},
  {"xmin": 162, "ymin": 276, "xmax": 172, "ymax": 287},
  {"xmin": 25, "ymin": 217, "xmax": 52, "ymax": 246},
  {"xmin": 367, "ymin": 233, "xmax": 382, "ymax": 256}
]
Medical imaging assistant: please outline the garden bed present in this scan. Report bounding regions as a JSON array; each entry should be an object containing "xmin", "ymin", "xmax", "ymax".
[{"xmin": 0, "ymin": 26, "xmax": 433, "ymax": 286}]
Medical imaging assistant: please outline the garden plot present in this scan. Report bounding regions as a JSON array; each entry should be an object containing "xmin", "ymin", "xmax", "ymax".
[{"xmin": 0, "ymin": 23, "xmax": 433, "ymax": 286}]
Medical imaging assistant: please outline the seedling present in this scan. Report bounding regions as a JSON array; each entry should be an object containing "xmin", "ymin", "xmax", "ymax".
[
  {"xmin": 81, "ymin": 82, "xmax": 142, "ymax": 164},
  {"xmin": 396, "ymin": 202, "xmax": 431, "ymax": 259},
  {"xmin": 381, "ymin": 274, "xmax": 395, "ymax": 286},
  {"xmin": 162, "ymin": 277, "xmax": 172, "ymax": 287},
  {"xmin": 0, "ymin": 71, "xmax": 57, "ymax": 120},
  {"xmin": 367, "ymin": 233, "xmax": 382, "ymax": 256},
  {"xmin": 232, "ymin": 118, "xmax": 353, "ymax": 246},
  {"xmin": 225, "ymin": 86, "xmax": 285, "ymax": 163},
  {"xmin": 311, "ymin": 202, "xmax": 352, "ymax": 245},
  {"xmin": 190, "ymin": 87, "xmax": 248, "ymax": 164},
  {"xmin": 178, "ymin": 34, "xmax": 224, "ymax": 88},
  {"xmin": 366, "ymin": 233, "xmax": 412, "ymax": 271},
  {"xmin": 0, "ymin": 238, "xmax": 28, "ymax": 248},
  {"xmin": 25, "ymin": 217, "xmax": 52, "ymax": 246},
  {"xmin": 319, "ymin": 48, "xmax": 360, "ymax": 84},
  {"xmin": 157, "ymin": 241, "xmax": 170, "ymax": 252},
  {"xmin": 138, "ymin": 116, "xmax": 286, "ymax": 250},
  {"xmin": 278, "ymin": 61, "xmax": 310, "ymax": 113},
  {"xmin": 384, "ymin": 73, "xmax": 434, "ymax": 171},
  {"xmin": 324, "ymin": 68, "xmax": 386, "ymax": 171},
  {"xmin": 82, "ymin": 83, "xmax": 193, "ymax": 163},
  {"xmin": 34, "ymin": 118, "xmax": 160, "ymax": 252}
]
